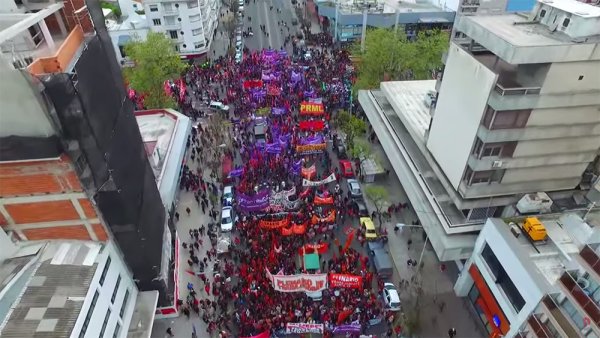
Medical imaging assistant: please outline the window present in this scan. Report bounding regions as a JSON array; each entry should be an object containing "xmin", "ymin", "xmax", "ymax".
[
  {"xmin": 163, "ymin": 3, "xmax": 174, "ymax": 11},
  {"xmin": 188, "ymin": 0, "xmax": 198, "ymax": 8},
  {"xmin": 562, "ymin": 17, "xmax": 570, "ymax": 28},
  {"xmin": 482, "ymin": 106, "xmax": 531, "ymax": 130},
  {"xmin": 481, "ymin": 244, "xmax": 525, "ymax": 312},
  {"xmin": 192, "ymin": 28, "xmax": 202, "ymax": 36},
  {"xmin": 169, "ymin": 30, "xmax": 178, "ymax": 39},
  {"xmin": 463, "ymin": 167, "xmax": 504, "ymax": 185},
  {"xmin": 111, "ymin": 275, "xmax": 121, "ymax": 303},
  {"xmin": 164, "ymin": 16, "xmax": 176, "ymax": 25},
  {"xmin": 189, "ymin": 14, "xmax": 201, "ymax": 22},
  {"xmin": 113, "ymin": 323, "xmax": 121, "ymax": 338},
  {"xmin": 481, "ymin": 145, "xmax": 502, "ymax": 157},
  {"xmin": 99, "ymin": 257, "xmax": 111, "ymax": 286},
  {"xmin": 149, "ymin": 4, "xmax": 158, "ymax": 11},
  {"xmin": 99, "ymin": 308, "xmax": 111, "ymax": 337},
  {"xmin": 182, "ymin": 44, "xmax": 187, "ymax": 48},
  {"xmin": 152, "ymin": 18, "xmax": 161, "ymax": 26},
  {"xmin": 471, "ymin": 138, "xmax": 483, "ymax": 157},
  {"xmin": 539, "ymin": 9, "xmax": 546, "ymax": 18},
  {"xmin": 578, "ymin": 75, "xmax": 584, "ymax": 81},
  {"xmin": 120, "ymin": 290, "xmax": 130, "ymax": 318},
  {"xmin": 78, "ymin": 290, "xmax": 99, "ymax": 338}
]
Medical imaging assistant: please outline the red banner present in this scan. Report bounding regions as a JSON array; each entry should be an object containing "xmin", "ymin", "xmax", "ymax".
[
  {"xmin": 329, "ymin": 274, "xmax": 363, "ymax": 289},
  {"xmin": 260, "ymin": 219, "xmax": 289, "ymax": 229},
  {"xmin": 301, "ymin": 165, "xmax": 317, "ymax": 179},
  {"xmin": 243, "ymin": 80, "xmax": 263, "ymax": 89},
  {"xmin": 267, "ymin": 85, "xmax": 281, "ymax": 96},
  {"xmin": 300, "ymin": 102, "xmax": 325, "ymax": 115},
  {"xmin": 281, "ymin": 227, "xmax": 293, "ymax": 236},
  {"xmin": 298, "ymin": 243, "xmax": 329, "ymax": 255},
  {"xmin": 314, "ymin": 195, "xmax": 334, "ymax": 205},
  {"xmin": 292, "ymin": 224, "xmax": 306, "ymax": 234},
  {"xmin": 242, "ymin": 331, "xmax": 270, "ymax": 338},
  {"xmin": 299, "ymin": 188, "xmax": 312, "ymax": 199},
  {"xmin": 311, "ymin": 210, "xmax": 336, "ymax": 224},
  {"xmin": 299, "ymin": 120, "xmax": 325, "ymax": 131}
]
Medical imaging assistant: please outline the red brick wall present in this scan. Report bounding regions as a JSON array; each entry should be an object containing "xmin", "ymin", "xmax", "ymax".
[
  {"xmin": 92, "ymin": 223, "xmax": 109, "ymax": 241},
  {"xmin": 62, "ymin": 0, "xmax": 94, "ymax": 34},
  {"xmin": 5, "ymin": 200, "xmax": 80, "ymax": 224}
]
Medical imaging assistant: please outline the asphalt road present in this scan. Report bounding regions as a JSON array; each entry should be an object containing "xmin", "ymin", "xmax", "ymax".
[{"xmin": 240, "ymin": 0, "xmax": 303, "ymax": 52}]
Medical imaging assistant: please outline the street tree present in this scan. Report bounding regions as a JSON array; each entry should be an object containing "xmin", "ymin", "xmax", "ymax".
[
  {"xmin": 353, "ymin": 28, "xmax": 448, "ymax": 90},
  {"xmin": 334, "ymin": 110, "xmax": 366, "ymax": 151},
  {"xmin": 124, "ymin": 32, "xmax": 187, "ymax": 109},
  {"xmin": 365, "ymin": 185, "xmax": 389, "ymax": 227}
]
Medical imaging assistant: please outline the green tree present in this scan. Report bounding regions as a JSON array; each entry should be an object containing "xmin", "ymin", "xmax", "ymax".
[
  {"xmin": 365, "ymin": 185, "xmax": 389, "ymax": 227},
  {"xmin": 352, "ymin": 28, "xmax": 448, "ymax": 91},
  {"xmin": 124, "ymin": 32, "xmax": 187, "ymax": 109},
  {"xmin": 334, "ymin": 110, "xmax": 366, "ymax": 151}
]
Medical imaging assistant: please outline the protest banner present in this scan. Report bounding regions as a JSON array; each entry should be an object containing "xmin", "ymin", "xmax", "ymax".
[
  {"xmin": 302, "ymin": 173, "xmax": 336, "ymax": 187},
  {"xmin": 297, "ymin": 243, "xmax": 329, "ymax": 255},
  {"xmin": 329, "ymin": 274, "xmax": 363, "ymax": 289},
  {"xmin": 332, "ymin": 324, "xmax": 361, "ymax": 334},
  {"xmin": 243, "ymin": 80, "xmax": 263, "ymax": 89},
  {"xmin": 311, "ymin": 210, "xmax": 336, "ymax": 224},
  {"xmin": 267, "ymin": 85, "xmax": 281, "ymax": 96},
  {"xmin": 300, "ymin": 102, "xmax": 325, "ymax": 115},
  {"xmin": 286, "ymin": 323, "xmax": 324, "ymax": 334},
  {"xmin": 296, "ymin": 143, "xmax": 327, "ymax": 155},
  {"xmin": 267, "ymin": 270, "xmax": 327, "ymax": 292},
  {"xmin": 314, "ymin": 195, "xmax": 334, "ymax": 205},
  {"xmin": 238, "ymin": 189, "xmax": 269, "ymax": 212},
  {"xmin": 301, "ymin": 165, "xmax": 316, "ymax": 179},
  {"xmin": 298, "ymin": 120, "xmax": 325, "ymax": 131},
  {"xmin": 241, "ymin": 330, "xmax": 270, "ymax": 338},
  {"xmin": 281, "ymin": 227, "xmax": 293, "ymax": 236},
  {"xmin": 259, "ymin": 219, "xmax": 289, "ymax": 229}
]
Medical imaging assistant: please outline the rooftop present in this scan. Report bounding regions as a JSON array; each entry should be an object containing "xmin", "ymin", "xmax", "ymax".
[
  {"xmin": 105, "ymin": 12, "xmax": 149, "ymax": 32},
  {"xmin": 0, "ymin": 241, "xmax": 101, "ymax": 338},
  {"xmin": 539, "ymin": 0, "xmax": 600, "ymax": 18},
  {"xmin": 318, "ymin": 0, "xmax": 452, "ymax": 15},
  {"xmin": 380, "ymin": 81, "xmax": 434, "ymax": 142}
]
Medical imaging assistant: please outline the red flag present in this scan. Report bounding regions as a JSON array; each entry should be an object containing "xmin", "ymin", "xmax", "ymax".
[{"xmin": 343, "ymin": 230, "xmax": 355, "ymax": 254}]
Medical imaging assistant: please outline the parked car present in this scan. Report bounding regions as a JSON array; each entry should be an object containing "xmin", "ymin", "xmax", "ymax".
[
  {"xmin": 347, "ymin": 179, "xmax": 362, "ymax": 199},
  {"xmin": 223, "ymin": 186, "xmax": 234, "ymax": 206},
  {"xmin": 221, "ymin": 206, "xmax": 234, "ymax": 231},
  {"xmin": 382, "ymin": 283, "xmax": 401, "ymax": 311},
  {"xmin": 210, "ymin": 101, "xmax": 230, "ymax": 111},
  {"xmin": 351, "ymin": 199, "xmax": 369, "ymax": 217},
  {"xmin": 339, "ymin": 159, "xmax": 354, "ymax": 178}
]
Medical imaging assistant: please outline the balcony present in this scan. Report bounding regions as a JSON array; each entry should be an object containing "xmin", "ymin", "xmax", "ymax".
[
  {"xmin": 162, "ymin": 20, "xmax": 181, "ymax": 30},
  {"xmin": 527, "ymin": 313, "xmax": 557, "ymax": 338},
  {"xmin": 559, "ymin": 272, "xmax": 600, "ymax": 330},
  {"xmin": 541, "ymin": 295, "xmax": 581, "ymax": 338},
  {"xmin": 494, "ymin": 83, "xmax": 541, "ymax": 96},
  {"xmin": 27, "ymin": 25, "xmax": 84, "ymax": 75},
  {"xmin": 580, "ymin": 245, "xmax": 600, "ymax": 280}
]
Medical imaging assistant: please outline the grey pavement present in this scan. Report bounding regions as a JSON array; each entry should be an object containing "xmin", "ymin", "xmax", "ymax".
[{"xmin": 360, "ymin": 132, "xmax": 485, "ymax": 338}]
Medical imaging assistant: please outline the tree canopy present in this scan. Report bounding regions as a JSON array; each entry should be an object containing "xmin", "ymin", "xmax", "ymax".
[
  {"xmin": 365, "ymin": 185, "xmax": 389, "ymax": 226},
  {"xmin": 334, "ymin": 110, "xmax": 366, "ymax": 151},
  {"xmin": 124, "ymin": 32, "xmax": 187, "ymax": 109},
  {"xmin": 353, "ymin": 28, "xmax": 449, "ymax": 90}
]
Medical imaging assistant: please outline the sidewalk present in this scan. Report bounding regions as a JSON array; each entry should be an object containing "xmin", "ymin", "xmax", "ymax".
[{"xmin": 361, "ymin": 136, "xmax": 485, "ymax": 338}]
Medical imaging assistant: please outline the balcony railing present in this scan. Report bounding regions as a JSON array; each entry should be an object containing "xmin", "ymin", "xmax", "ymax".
[
  {"xmin": 559, "ymin": 272, "xmax": 600, "ymax": 327},
  {"xmin": 581, "ymin": 246, "xmax": 600, "ymax": 277},
  {"xmin": 27, "ymin": 25, "xmax": 84, "ymax": 75},
  {"xmin": 494, "ymin": 83, "xmax": 541, "ymax": 96},
  {"xmin": 527, "ymin": 314, "xmax": 552, "ymax": 338},
  {"xmin": 542, "ymin": 295, "xmax": 581, "ymax": 338}
]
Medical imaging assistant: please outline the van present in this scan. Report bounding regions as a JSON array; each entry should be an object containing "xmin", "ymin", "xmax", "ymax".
[{"xmin": 371, "ymin": 248, "xmax": 393, "ymax": 280}]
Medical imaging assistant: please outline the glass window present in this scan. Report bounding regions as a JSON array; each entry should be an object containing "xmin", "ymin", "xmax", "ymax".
[
  {"xmin": 78, "ymin": 290, "xmax": 99, "ymax": 338},
  {"xmin": 562, "ymin": 18, "xmax": 570, "ymax": 27},
  {"xmin": 120, "ymin": 290, "xmax": 130, "ymax": 318},
  {"xmin": 111, "ymin": 275, "xmax": 121, "ymax": 303},
  {"xmin": 194, "ymin": 42, "xmax": 204, "ymax": 49},
  {"xmin": 169, "ymin": 30, "xmax": 178, "ymax": 39},
  {"xmin": 149, "ymin": 4, "xmax": 158, "ymax": 11},
  {"xmin": 472, "ymin": 138, "xmax": 483, "ymax": 156},
  {"xmin": 482, "ymin": 145, "xmax": 502, "ymax": 157},
  {"xmin": 189, "ymin": 14, "xmax": 201, "ymax": 22},
  {"xmin": 152, "ymin": 18, "xmax": 161, "ymax": 26},
  {"xmin": 99, "ymin": 308, "xmax": 111, "ymax": 337},
  {"xmin": 100, "ymin": 257, "xmax": 111, "ymax": 286},
  {"xmin": 113, "ymin": 323, "xmax": 121, "ymax": 338},
  {"xmin": 482, "ymin": 243, "xmax": 525, "ymax": 312}
]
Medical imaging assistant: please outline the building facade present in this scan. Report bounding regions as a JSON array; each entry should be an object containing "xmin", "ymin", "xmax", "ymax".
[{"xmin": 358, "ymin": 0, "xmax": 600, "ymax": 261}]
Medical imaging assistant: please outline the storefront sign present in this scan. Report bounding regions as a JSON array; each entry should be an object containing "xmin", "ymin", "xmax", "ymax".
[
  {"xmin": 329, "ymin": 274, "xmax": 363, "ymax": 289},
  {"xmin": 259, "ymin": 219, "xmax": 289, "ymax": 229},
  {"xmin": 300, "ymin": 102, "xmax": 325, "ymax": 115},
  {"xmin": 299, "ymin": 120, "xmax": 325, "ymax": 131},
  {"xmin": 303, "ymin": 173, "xmax": 336, "ymax": 187},
  {"xmin": 266, "ymin": 269, "xmax": 327, "ymax": 292},
  {"xmin": 238, "ymin": 189, "xmax": 270, "ymax": 212},
  {"xmin": 286, "ymin": 323, "xmax": 324, "ymax": 334},
  {"xmin": 296, "ymin": 143, "xmax": 327, "ymax": 155}
]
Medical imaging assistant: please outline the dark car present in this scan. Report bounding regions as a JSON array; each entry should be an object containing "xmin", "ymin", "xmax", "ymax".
[{"xmin": 352, "ymin": 199, "xmax": 369, "ymax": 217}]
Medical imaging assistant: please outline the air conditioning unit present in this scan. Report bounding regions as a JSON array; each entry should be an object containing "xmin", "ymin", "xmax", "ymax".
[{"xmin": 492, "ymin": 160, "xmax": 503, "ymax": 168}]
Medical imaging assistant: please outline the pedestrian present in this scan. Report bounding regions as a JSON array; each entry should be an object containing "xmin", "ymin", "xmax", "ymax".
[
  {"xmin": 175, "ymin": 212, "xmax": 180, "ymax": 221},
  {"xmin": 448, "ymin": 328, "xmax": 457, "ymax": 338},
  {"xmin": 166, "ymin": 327, "xmax": 174, "ymax": 337},
  {"xmin": 186, "ymin": 207, "xmax": 191, "ymax": 216}
]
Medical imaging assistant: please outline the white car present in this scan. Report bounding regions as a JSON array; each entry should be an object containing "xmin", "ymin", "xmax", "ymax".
[
  {"xmin": 223, "ymin": 186, "xmax": 234, "ymax": 206},
  {"xmin": 221, "ymin": 206, "xmax": 234, "ymax": 232},
  {"xmin": 347, "ymin": 179, "xmax": 362, "ymax": 199},
  {"xmin": 238, "ymin": 5, "xmax": 244, "ymax": 11},
  {"xmin": 209, "ymin": 101, "xmax": 230, "ymax": 111},
  {"xmin": 382, "ymin": 283, "xmax": 401, "ymax": 311}
]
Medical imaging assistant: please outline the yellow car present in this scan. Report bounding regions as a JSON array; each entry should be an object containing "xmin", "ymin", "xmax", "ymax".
[{"xmin": 360, "ymin": 217, "xmax": 378, "ymax": 240}]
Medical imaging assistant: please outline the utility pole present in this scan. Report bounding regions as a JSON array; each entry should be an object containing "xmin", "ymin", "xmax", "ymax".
[
  {"xmin": 360, "ymin": 7, "xmax": 367, "ymax": 52},
  {"xmin": 334, "ymin": 1, "xmax": 339, "ymax": 42},
  {"xmin": 394, "ymin": 8, "xmax": 400, "ymax": 34}
]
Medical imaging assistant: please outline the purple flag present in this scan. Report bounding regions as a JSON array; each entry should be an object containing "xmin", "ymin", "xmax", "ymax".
[
  {"xmin": 300, "ymin": 135, "xmax": 324, "ymax": 145},
  {"xmin": 237, "ymin": 189, "xmax": 270, "ymax": 212},
  {"xmin": 228, "ymin": 168, "xmax": 244, "ymax": 177},
  {"xmin": 265, "ymin": 143, "xmax": 282, "ymax": 154},
  {"xmin": 332, "ymin": 324, "xmax": 361, "ymax": 334}
]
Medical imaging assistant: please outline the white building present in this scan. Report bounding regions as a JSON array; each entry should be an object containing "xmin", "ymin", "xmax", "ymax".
[
  {"xmin": 454, "ymin": 213, "xmax": 600, "ymax": 338},
  {"xmin": 0, "ymin": 234, "xmax": 158, "ymax": 338},
  {"xmin": 106, "ymin": 0, "xmax": 150, "ymax": 65},
  {"xmin": 358, "ymin": 0, "xmax": 600, "ymax": 262}
]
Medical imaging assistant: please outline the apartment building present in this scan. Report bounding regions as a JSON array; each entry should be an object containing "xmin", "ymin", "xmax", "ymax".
[
  {"xmin": 0, "ymin": 0, "xmax": 180, "ymax": 311},
  {"xmin": 358, "ymin": 0, "xmax": 600, "ymax": 261},
  {"xmin": 0, "ymin": 235, "xmax": 157, "ymax": 337},
  {"xmin": 454, "ymin": 214, "xmax": 600, "ymax": 338},
  {"xmin": 143, "ymin": 0, "xmax": 219, "ymax": 57}
]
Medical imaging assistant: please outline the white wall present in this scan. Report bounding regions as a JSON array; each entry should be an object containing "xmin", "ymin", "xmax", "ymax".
[
  {"xmin": 540, "ymin": 61, "xmax": 600, "ymax": 95},
  {"xmin": 512, "ymin": 136, "xmax": 600, "ymax": 157},
  {"xmin": 426, "ymin": 42, "xmax": 498, "ymax": 189},
  {"xmin": 502, "ymin": 162, "xmax": 589, "ymax": 184},
  {"xmin": 455, "ymin": 219, "xmax": 547, "ymax": 337},
  {"xmin": 527, "ymin": 105, "xmax": 600, "ymax": 127},
  {"xmin": 108, "ymin": 28, "xmax": 149, "ymax": 63},
  {"xmin": 71, "ymin": 241, "xmax": 138, "ymax": 338}
]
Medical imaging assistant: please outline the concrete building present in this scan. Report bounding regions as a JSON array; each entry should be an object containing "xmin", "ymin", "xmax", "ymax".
[
  {"xmin": 105, "ymin": 0, "xmax": 150, "ymax": 65},
  {"xmin": 141, "ymin": 0, "xmax": 220, "ymax": 57},
  {"xmin": 454, "ymin": 213, "xmax": 600, "ymax": 338},
  {"xmin": 358, "ymin": 0, "xmax": 600, "ymax": 261},
  {"xmin": 0, "ymin": 235, "xmax": 157, "ymax": 338},
  {"xmin": 0, "ymin": 0, "xmax": 188, "ymax": 313}
]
